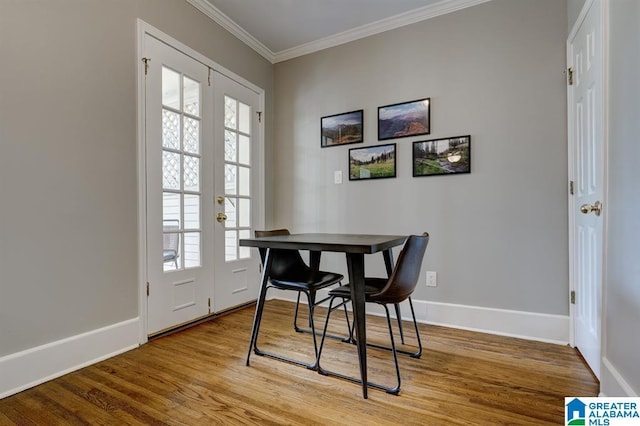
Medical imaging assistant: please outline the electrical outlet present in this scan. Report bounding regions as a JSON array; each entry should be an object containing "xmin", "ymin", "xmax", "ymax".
[{"xmin": 426, "ymin": 271, "xmax": 437, "ymax": 287}]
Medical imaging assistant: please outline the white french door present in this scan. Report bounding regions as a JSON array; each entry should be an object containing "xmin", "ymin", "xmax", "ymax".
[
  {"xmin": 142, "ymin": 28, "xmax": 264, "ymax": 336},
  {"xmin": 212, "ymin": 72, "xmax": 262, "ymax": 312},
  {"xmin": 568, "ymin": 0, "xmax": 604, "ymax": 379},
  {"xmin": 145, "ymin": 35, "xmax": 215, "ymax": 335}
]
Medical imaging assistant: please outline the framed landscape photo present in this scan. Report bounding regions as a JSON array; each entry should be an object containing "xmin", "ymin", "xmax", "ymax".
[
  {"xmin": 321, "ymin": 109, "xmax": 364, "ymax": 148},
  {"xmin": 349, "ymin": 143, "xmax": 396, "ymax": 181},
  {"xmin": 412, "ymin": 135, "xmax": 471, "ymax": 177},
  {"xmin": 378, "ymin": 98, "xmax": 430, "ymax": 140}
]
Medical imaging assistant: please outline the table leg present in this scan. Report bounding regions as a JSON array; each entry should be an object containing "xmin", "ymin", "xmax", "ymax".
[
  {"xmin": 246, "ymin": 248, "xmax": 273, "ymax": 366},
  {"xmin": 346, "ymin": 252, "xmax": 368, "ymax": 399},
  {"xmin": 309, "ymin": 250, "xmax": 321, "ymax": 272}
]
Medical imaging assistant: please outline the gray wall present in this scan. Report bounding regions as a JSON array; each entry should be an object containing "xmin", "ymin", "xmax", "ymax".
[
  {"xmin": 273, "ymin": 0, "xmax": 568, "ymax": 314},
  {"xmin": 567, "ymin": 0, "xmax": 587, "ymax": 29},
  {"xmin": 603, "ymin": 0, "xmax": 640, "ymax": 396},
  {"xmin": 0, "ymin": 0, "xmax": 273, "ymax": 357}
]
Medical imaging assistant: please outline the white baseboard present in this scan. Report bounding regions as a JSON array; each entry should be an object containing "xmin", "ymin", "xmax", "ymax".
[
  {"xmin": 600, "ymin": 357, "xmax": 638, "ymax": 397},
  {"xmin": 0, "ymin": 318, "xmax": 140, "ymax": 399},
  {"xmin": 273, "ymin": 292, "xmax": 569, "ymax": 345}
]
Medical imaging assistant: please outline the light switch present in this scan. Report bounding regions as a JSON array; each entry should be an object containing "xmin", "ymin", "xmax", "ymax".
[{"xmin": 334, "ymin": 170, "xmax": 343, "ymax": 184}]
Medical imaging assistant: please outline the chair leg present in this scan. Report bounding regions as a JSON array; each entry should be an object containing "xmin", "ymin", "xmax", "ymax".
[
  {"xmin": 351, "ymin": 297, "xmax": 422, "ymax": 358},
  {"xmin": 253, "ymin": 289, "xmax": 319, "ymax": 370},
  {"xmin": 316, "ymin": 296, "xmax": 338, "ymax": 373},
  {"xmin": 394, "ymin": 303, "xmax": 405, "ymax": 345},
  {"xmin": 317, "ymin": 298, "xmax": 401, "ymax": 395},
  {"xmin": 247, "ymin": 285, "xmax": 272, "ymax": 366},
  {"xmin": 407, "ymin": 297, "xmax": 423, "ymax": 359},
  {"xmin": 342, "ymin": 302, "xmax": 353, "ymax": 342},
  {"xmin": 293, "ymin": 291, "xmax": 303, "ymax": 333},
  {"xmin": 293, "ymin": 287, "xmax": 352, "ymax": 343},
  {"xmin": 382, "ymin": 304, "xmax": 401, "ymax": 394}
]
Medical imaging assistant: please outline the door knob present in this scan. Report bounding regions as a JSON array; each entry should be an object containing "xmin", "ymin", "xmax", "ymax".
[
  {"xmin": 580, "ymin": 201, "xmax": 602, "ymax": 216},
  {"xmin": 216, "ymin": 212, "xmax": 228, "ymax": 223}
]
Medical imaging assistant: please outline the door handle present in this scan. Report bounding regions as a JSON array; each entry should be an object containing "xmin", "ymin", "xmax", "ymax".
[
  {"xmin": 580, "ymin": 201, "xmax": 602, "ymax": 216},
  {"xmin": 216, "ymin": 212, "xmax": 228, "ymax": 223}
]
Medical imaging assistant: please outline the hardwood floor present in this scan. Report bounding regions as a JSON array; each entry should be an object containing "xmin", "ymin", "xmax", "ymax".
[{"xmin": 0, "ymin": 300, "xmax": 598, "ymax": 425}]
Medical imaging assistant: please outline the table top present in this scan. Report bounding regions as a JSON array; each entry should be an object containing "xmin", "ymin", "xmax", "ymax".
[{"xmin": 239, "ymin": 233, "xmax": 407, "ymax": 254}]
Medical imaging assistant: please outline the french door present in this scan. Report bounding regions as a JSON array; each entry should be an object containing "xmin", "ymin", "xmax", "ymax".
[
  {"xmin": 212, "ymin": 73, "xmax": 262, "ymax": 312},
  {"xmin": 568, "ymin": 0, "xmax": 604, "ymax": 379},
  {"xmin": 143, "ymin": 32, "xmax": 262, "ymax": 335}
]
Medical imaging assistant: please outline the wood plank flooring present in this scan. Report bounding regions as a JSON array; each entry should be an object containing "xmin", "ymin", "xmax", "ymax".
[{"xmin": 0, "ymin": 300, "xmax": 598, "ymax": 425}]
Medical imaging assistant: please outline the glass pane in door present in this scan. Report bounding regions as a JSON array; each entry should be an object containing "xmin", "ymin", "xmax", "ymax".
[
  {"xmin": 161, "ymin": 65, "xmax": 202, "ymax": 271},
  {"xmin": 223, "ymin": 95, "xmax": 252, "ymax": 261}
]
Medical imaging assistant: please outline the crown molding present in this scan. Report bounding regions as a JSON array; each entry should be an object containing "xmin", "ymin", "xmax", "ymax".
[
  {"xmin": 274, "ymin": 0, "xmax": 492, "ymax": 63},
  {"xmin": 187, "ymin": 0, "xmax": 492, "ymax": 64},
  {"xmin": 185, "ymin": 0, "xmax": 275, "ymax": 63}
]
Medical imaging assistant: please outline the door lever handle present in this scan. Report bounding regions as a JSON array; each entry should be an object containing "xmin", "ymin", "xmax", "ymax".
[{"xmin": 580, "ymin": 201, "xmax": 602, "ymax": 216}]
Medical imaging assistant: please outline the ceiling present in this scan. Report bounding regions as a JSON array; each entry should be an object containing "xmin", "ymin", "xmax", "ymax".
[{"xmin": 188, "ymin": 0, "xmax": 490, "ymax": 63}]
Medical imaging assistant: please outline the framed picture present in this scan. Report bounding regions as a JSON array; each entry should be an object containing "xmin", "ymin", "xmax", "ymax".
[
  {"xmin": 412, "ymin": 135, "xmax": 471, "ymax": 177},
  {"xmin": 321, "ymin": 109, "xmax": 364, "ymax": 148},
  {"xmin": 378, "ymin": 98, "xmax": 430, "ymax": 140},
  {"xmin": 349, "ymin": 143, "xmax": 396, "ymax": 181}
]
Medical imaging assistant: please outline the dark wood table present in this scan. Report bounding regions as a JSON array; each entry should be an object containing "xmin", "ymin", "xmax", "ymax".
[{"xmin": 240, "ymin": 233, "xmax": 407, "ymax": 398}]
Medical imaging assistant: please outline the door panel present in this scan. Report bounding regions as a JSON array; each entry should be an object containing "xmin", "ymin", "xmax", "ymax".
[
  {"xmin": 212, "ymin": 72, "xmax": 262, "ymax": 312},
  {"xmin": 569, "ymin": 0, "xmax": 603, "ymax": 379},
  {"xmin": 145, "ymin": 35, "xmax": 214, "ymax": 335}
]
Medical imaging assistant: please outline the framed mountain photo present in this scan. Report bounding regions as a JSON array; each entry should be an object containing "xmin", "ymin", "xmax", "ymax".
[
  {"xmin": 378, "ymin": 98, "xmax": 430, "ymax": 140},
  {"xmin": 321, "ymin": 109, "xmax": 364, "ymax": 148}
]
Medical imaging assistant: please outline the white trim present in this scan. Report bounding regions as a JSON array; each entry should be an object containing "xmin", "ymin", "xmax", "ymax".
[
  {"xmin": 274, "ymin": 293, "xmax": 569, "ymax": 345},
  {"xmin": 137, "ymin": 20, "xmax": 264, "ymax": 95},
  {"xmin": 186, "ymin": 0, "xmax": 492, "ymax": 64},
  {"xmin": 0, "ymin": 318, "xmax": 139, "ymax": 399},
  {"xmin": 600, "ymin": 358, "xmax": 638, "ymax": 397},
  {"xmin": 566, "ymin": 6, "xmax": 579, "ymax": 349},
  {"xmin": 568, "ymin": 0, "xmax": 596, "ymax": 42},
  {"xmin": 184, "ymin": 0, "xmax": 274, "ymax": 62},
  {"xmin": 413, "ymin": 300, "xmax": 569, "ymax": 345},
  {"xmin": 136, "ymin": 20, "xmax": 266, "ymax": 338},
  {"xmin": 136, "ymin": 20, "xmax": 149, "ymax": 346},
  {"xmin": 274, "ymin": 0, "xmax": 492, "ymax": 63}
]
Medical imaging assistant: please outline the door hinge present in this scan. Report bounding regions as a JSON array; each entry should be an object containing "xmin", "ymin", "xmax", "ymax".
[
  {"xmin": 208, "ymin": 67, "xmax": 212, "ymax": 86},
  {"xmin": 569, "ymin": 180, "xmax": 574, "ymax": 195},
  {"xmin": 208, "ymin": 298, "xmax": 211, "ymax": 314},
  {"xmin": 146, "ymin": 282, "xmax": 150, "ymax": 297},
  {"xmin": 142, "ymin": 57, "xmax": 151, "ymax": 76},
  {"xmin": 567, "ymin": 67, "xmax": 574, "ymax": 85},
  {"xmin": 257, "ymin": 111, "xmax": 262, "ymax": 123},
  {"xmin": 570, "ymin": 290, "xmax": 575, "ymax": 304}
]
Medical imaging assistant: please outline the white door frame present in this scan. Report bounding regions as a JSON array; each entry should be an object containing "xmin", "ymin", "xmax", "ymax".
[
  {"xmin": 136, "ymin": 20, "xmax": 265, "ymax": 344},
  {"xmin": 566, "ymin": 0, "xmax": 609, "ymax": 363}
]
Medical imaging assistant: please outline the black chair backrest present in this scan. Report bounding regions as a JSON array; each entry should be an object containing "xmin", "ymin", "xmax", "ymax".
[
  {"xmin": 255, "ymin": 229, "xmax": 311, "ymax": 280},
  {"xmin": 369, "ymin": 233, "xmax": 429, "ymax": 304}
]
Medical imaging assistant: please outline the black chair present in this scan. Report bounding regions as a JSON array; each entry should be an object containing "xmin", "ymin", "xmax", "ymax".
[
  {"xmin": 163, "ymin": 219, "xmax": 180, "ymax": 269},
  {"xmin": 250, "ymin": 229, "xmax": 350, "ymax": 369},
  {"xmin": 316, "ymin": 232, "xmax": 429, "ymax": 394}
]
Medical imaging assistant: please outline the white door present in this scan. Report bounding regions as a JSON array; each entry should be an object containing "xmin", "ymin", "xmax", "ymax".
[
  {"xmin": 568, "ymin": 0, "xmax": 604, "ymax": 379},
  {"xmin": 212, "ymin": 72, "xmax": 262, "ymax": 312},
  {"xmin": 144, "ymin": 35, "xmax": 215, "ymax": 335}
]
